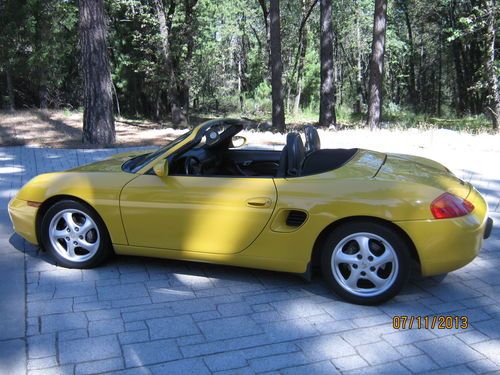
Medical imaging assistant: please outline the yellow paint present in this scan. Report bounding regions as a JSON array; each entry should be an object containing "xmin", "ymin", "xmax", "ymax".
[{"xmin": 7, "ymin": 123, "xmax": 489, "ymax": 277}]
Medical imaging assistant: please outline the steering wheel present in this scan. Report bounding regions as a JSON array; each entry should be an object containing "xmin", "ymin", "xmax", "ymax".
[{"xmin": 184, "ymin": 156, "xmax": 202, "ymax": 175}]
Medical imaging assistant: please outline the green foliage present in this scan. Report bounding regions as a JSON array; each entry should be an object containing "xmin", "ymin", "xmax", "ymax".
[{"xmin": 0, "ymin": 0, "xmax": 495, "ymax": 130}]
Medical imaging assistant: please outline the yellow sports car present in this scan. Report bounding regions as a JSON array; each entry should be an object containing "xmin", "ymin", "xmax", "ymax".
[{"xmin": 8, "ymin": 119, "xmax": 493, "ymax": 304}]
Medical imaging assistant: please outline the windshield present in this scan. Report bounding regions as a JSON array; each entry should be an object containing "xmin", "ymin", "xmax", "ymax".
[{"xmin": 122, "ymin": 129, "xmax": 192, "ymax": 173}]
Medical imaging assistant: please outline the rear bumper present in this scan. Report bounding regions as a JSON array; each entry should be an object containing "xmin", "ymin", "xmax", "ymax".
[
  {"xmin": 8, "ymin": 197, "xmax": 39, "ymax": 244},
  {"xmin": 396, "ymin": 187, "xmax": 489, "ymax": 276},
  {"xmin": 484, "ymin": 217, "xmax": 493, "ymax": 239}
]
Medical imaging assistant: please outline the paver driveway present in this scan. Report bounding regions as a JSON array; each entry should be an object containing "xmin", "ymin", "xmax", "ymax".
[{"xmin": 0, "ymin": 146, "xmax": 499, "ymax": 375}]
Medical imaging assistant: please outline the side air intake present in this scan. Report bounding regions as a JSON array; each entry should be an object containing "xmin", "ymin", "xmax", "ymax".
[{"xmin": 286, "ymin": 210, "xmax": 307, "ymax": 227}]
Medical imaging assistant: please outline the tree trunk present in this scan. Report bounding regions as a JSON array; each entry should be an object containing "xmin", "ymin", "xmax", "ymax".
[
  {"xmin": 153, "ymin": 0, "xmax": 186, "ymax": 125},
  {"xmin": 354, "ymin": 0, "xmax": 363, "ymax": 114},
  {"xmin": 293, "ymin": 32, "xmax": 306, "ymax": 115},
  {"xmin": 5, "ymin": 69, "xmax": 15, "ymax": 111},
  {"xmin": 437, "ymin": 31, "xmax": 443, "ymax": 116},
  {"xmin": 112, "ymin": 80, "xmax": 121, "ymax": 118},
  {"xmin": 258, "ymin": 0, "xmax": 272, "ymax": 75},
  {"xmin": 319, "ymin": 0, "xmax": 336, "ymax": 128},
  {"xmin": 269, "ymin": 0, "xmax": 286, "ymax": 132},
  {"xmin": 177, "ymin": 0, "xmax": 198, "ymax": 121},
  {"xmin": 366, "ymin": 0, "xmax": 387, "ymax": 130},
  {"xmin": 403, "ymin": 3, "xmax": 416, "ymax": 110},
  {"xmin": 293, "ymin": 0, "xmax": 311, "ymax": 115},
  {"xmin": 79, "ymin": 0, "xmax": 115, "ymax": 144},
  {"xmin": 485, "ymin": 0, "xmax": 499, "ymax": 131}
]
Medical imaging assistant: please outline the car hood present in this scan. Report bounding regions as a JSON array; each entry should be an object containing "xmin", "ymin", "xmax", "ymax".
[
  {"xmin": 68, "ymin": 150, "xmax": 152, "ymax": 173},
  {"xmin": 375, "ymin": 153, "xmax": 471, "ymax": 198}
]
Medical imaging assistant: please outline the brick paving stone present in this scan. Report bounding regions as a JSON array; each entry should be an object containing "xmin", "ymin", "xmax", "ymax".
[
  {"xmin": 147, "ymin": 315, "xmax": 200, "ymax": 339},
  {"xmin": 298, "ymin": 334, "xmax": 355, "ymax": 361},
  {"xmin": 217, "ymin": 302, "xmax": 253, "ymax": 317},
  {"xmin": 261, "ymin": 318, "xmax": 319, "ymax": 342},
  {"xmin": 395, "ymin": 344, "xmax": 423, "ymax": 357},
  {"xmin": 58, "ymin": 329, "xmax": 88, "ymax": 342},
  {"xmin": 270, "ymin": 297, "xmax": 325, "ymax": 319},
  {"xmin": 248, "ymin": 352, "xmax": 309, "ymax": 373},
  {"xmin": 150, "ymin": 358, "xmax": 211, "ymax": 375},
  {"xmin": 123, "ymin": 338, "xmax": 182, "ymax": 367},
  {"xmin": 400, "ymin": 354, "xmax": 439, "ymax": 373},
  {"xmin": 54, "ymin": 282, "xmax": 96, "ymax": 298},
  {"xmin": 418, "ymin": 365, "xmax": 475, "ymax": 375},
  {"xmin": 357, "ymin": 340, "xmax": 402, "ymax": 366},
  {"xmin": 382, "ymin": 328, "xmax": 436, "ymax": 346},
  {"xmin": 471, "ymin": 340, "xmax": 500, "ymax": 365},
  {"xmin": 27, "ymin": 356, "xmax": 58, "ymax": 370},
  {"xmin": 415, "ymin": 336, "xmax": 484, "ymax": 367},
  {"xmin": 28, "ymin": 298, "xmax": 73, "ymax": 317},
  {"xmin": 467, "ymin": 358, "xmax": 500, "ymax": 374},
  {"xmin": 118, "ymin": 330, "xmax": 150, "ymax": 345},
  {"xmin": 203, "ymin": 352, "xmax": 248, "ymax": 372},
  {"xmin": 41, "ymin": 312, "xmax": 88, "ymax": 333},
  {"xmin": 28, "ymin": 365, "xmax": 75, "ymax": 375},
  {"xmin": 59, "ymin": 335, "xmax": 122, "ymax": 364},
  {"xmin": 281, "ymin": 361, "xmax": 341, "ymax": 374},
  {"xmin": 344, "ymin": 362, "xmax": 411, "ymax": 375},
  {"xmin": 198, "ymin": 316, "xmax": 263, "ymax": 341},
  {"xmin": 241, "ymin": 342, "xmax": 299, "ymax": 359},
  {"xmin": 75, "ymin": 358, "xmax": 124, "ymax": 375},
  {"xmin": 473, "ymin": 318, "xmax": 500, "ymax": 339},
  {"xmin": 89, "ymin": 318, "xmax": 124, "ymax": 336},
  {"xmin": 27, "ymin": 333, "xmax": 57, "ymax": 359},
  {"xmin": 97, "ymin": 283, "xmax": 149, "ymax": 301},
  {"xmin": 456, "ymin": 330, "xmax": 490, "ymax": 345},
  {"xmin": 332, "ymin": 355, "xmax": 369, "ymax": 371}
]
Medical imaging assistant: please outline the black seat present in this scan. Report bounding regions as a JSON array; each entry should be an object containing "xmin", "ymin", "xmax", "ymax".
[
  {"xmin": 304, "ymin": 125, "xmax": 321, "ymax": 155},
  {"xmin": 276, "ymin": 133, "xmax": 306, "ymax": 177}
]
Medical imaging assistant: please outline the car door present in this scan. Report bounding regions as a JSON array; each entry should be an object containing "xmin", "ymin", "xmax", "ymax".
[{"xmin": 120, "ymin": 174, "xmax": 277, "ymax": 254}]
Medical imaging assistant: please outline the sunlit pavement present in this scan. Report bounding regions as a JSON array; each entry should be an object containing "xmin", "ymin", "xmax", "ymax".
[{"xmin": 0, "ymin": 145, "xmax": 499, "ymax": 375}]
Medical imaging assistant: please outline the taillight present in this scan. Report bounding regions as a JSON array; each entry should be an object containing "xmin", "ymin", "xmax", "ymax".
[{"xmin": 430, "ymin": 193, "xmax": 474, "ymax": 219}]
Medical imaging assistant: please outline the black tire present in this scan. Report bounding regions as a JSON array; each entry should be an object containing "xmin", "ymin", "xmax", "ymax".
[
  {"xmin": 321, "ymin": 221, "xmax": 411, "ymax": 305},
  {"xmin": 40, "ymin": 200, "xmax": 112, "ymax": 269}
]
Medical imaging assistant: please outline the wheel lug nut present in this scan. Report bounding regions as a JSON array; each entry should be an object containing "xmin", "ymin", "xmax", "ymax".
[
  {"xmin": 65, "ymin": 237, "xmax": 69, "ymax": 241},
  {"xmin": 370, "ymin": 266, "xmax": 376, "ymax": 271},
  {"xmin": 75, "ymin": 227, "xmax": 79, "ymax": 232},
  {"xmin": 66, "ymin": 228, "xmax": 70, "ymax": 232},
  {"xmin": 356, "ymin": 254, "xmax": 362, "ymax": 260},
  {"xmin": 360, "ymin": 271, "xmax": 366, "ymax": 276},
  {"xmin": 79, "ymin": 235, "xmax": 83, "ymax": 239},
  {"xmin": 73, "ymin": 241, "xmax": 78, "ymax": 245},
  {"xmin": 368, "ymin": 256, "xmax": 373, "ymax": 261},
  {"xmin": 352, "ymin": 264, "xmax": 358, "ymax": 269}
]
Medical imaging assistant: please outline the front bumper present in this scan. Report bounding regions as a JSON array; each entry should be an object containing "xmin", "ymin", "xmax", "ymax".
[
  {"xmin": 396, "ymin": 187, "xmax": 489, "ymax": 276},
  {"xmin": 8, "ymin": 197, "xmax": 39, "ymax": 244}
]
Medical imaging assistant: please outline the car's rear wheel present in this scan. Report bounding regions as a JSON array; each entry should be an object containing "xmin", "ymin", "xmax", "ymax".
[
  {"xmin": 40, "ymin": 200, "xmax": 112, "ymax": 268},
  {"xmin": 321, "ymin": 221, "xmax": 411, "ymax": 305}
]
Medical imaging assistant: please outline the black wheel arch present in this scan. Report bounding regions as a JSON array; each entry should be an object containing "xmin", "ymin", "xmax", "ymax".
[{"xmin": 311, "ymin": 216, "xmax": 421, "ymax": 271}]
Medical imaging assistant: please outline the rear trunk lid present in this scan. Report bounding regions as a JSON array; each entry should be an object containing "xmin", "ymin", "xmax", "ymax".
[{"xmin": 375, "ymin": 153, "xmax": 471, "ymax": 198}]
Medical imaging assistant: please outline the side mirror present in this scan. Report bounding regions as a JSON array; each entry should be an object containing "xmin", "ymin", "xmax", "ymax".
[
  {"xmin": 153, "ymin": 159, "xmax": 169, "ymax": 177},
  {"xmin": 231, "ymin": 135, "xmax": 247, "ymax": 148}
]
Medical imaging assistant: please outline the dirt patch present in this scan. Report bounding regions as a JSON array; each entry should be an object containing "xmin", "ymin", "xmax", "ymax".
[{"xmin": 0, "ymin": 110, "xmax": 192, "ymax": 148}]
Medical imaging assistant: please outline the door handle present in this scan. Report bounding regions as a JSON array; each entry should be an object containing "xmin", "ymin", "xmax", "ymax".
[{"xmin": 246, "ymin": 197, "xmax": 273, "ymax": 208}]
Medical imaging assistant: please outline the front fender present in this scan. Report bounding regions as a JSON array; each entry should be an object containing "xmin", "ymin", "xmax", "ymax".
[{"xmin": 16, "ymin": 172, "xmax": 135, "ymax": 245}]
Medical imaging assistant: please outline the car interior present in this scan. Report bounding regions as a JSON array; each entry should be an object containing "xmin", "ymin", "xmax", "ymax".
[{"xmin": 165, "ymin": 122, "xmax": 358, "ymax": 178}]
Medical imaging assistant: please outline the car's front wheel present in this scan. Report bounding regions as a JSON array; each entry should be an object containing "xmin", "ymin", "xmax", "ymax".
[
  {"xmin": 321, "ymin": 221, "xmax": 411, "ymax": 305},
  {"xmin": 40, "ymin": 200, "xmax": 112, "ymax": 268}
]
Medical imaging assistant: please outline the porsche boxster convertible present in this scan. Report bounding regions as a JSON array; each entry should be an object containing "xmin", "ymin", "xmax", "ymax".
[{"xmin": 8, "ymin": 118, "xmax": 493, "ymax": 304}]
